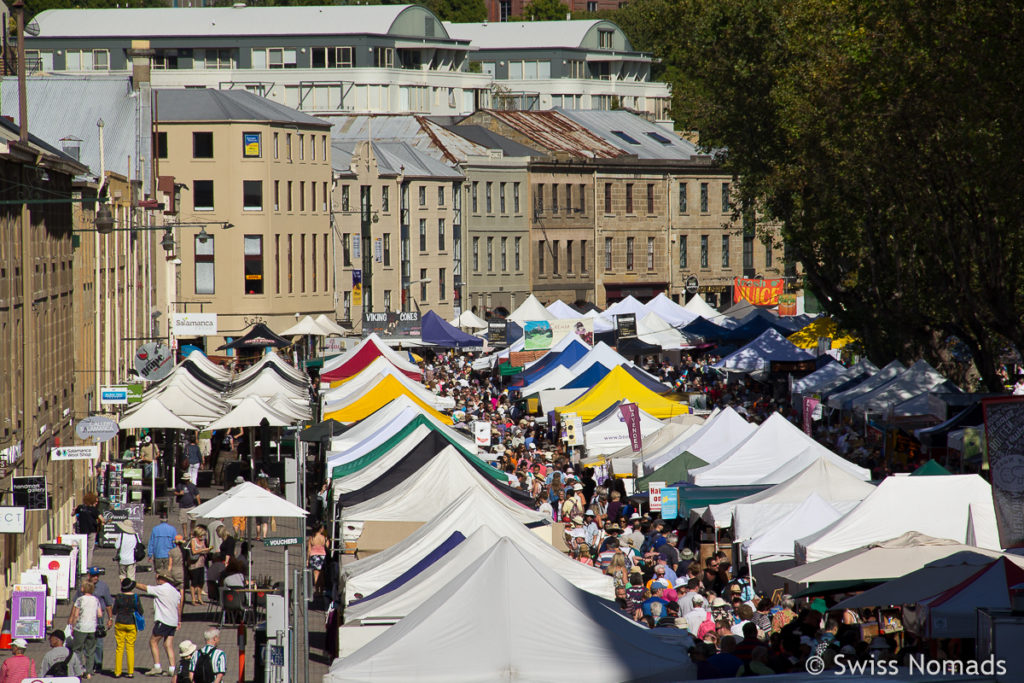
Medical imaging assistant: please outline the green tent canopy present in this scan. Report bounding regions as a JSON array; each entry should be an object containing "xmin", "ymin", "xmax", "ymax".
[
  {"xmin": 910, "ymin": 459, "xmax": 952, "ymax": 476},
  {"xmin": 636, "ymin": 451, "xmax": 709, "ymax": 491}
]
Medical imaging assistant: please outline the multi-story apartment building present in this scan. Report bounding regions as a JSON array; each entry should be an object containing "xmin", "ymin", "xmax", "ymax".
[
  {"xmin": 447, "ymin": 20, "xmax": 671, "ymax": 124},
  {"xmin": 485, "ymin": 0, "xmax": 625, "ymax": 23},
  {"xmin": 331, "ymin": 140, "xmax": 464, "ymax": 325},
  {"xmin": 155, "ymin": 89, "xmax": 334, "ymax": 350}
]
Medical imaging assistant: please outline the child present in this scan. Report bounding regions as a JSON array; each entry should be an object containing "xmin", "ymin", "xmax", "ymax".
[{"xmin": 175, "ymin": 641, "xmax": 197, "ymax": 683}]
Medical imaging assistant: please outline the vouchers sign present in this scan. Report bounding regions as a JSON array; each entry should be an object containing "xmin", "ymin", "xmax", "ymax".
[
  {"xmin": 734, "ymin": 277, "xmax": 785, "ymax": 305},
  {"xmin": 648, "ymin": 481, "xmax": 665, "ymax": 512}
]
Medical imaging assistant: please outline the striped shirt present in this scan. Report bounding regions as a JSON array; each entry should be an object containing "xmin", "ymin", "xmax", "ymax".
[{"xmin": 190, "ymin": 645, "xmax": 227, "ymax": 677}]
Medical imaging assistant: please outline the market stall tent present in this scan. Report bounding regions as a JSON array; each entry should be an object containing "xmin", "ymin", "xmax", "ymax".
[
  {"xmin": 826, "ymin": 359, "xmax": 905, "ymax": 409},
  {"xmin": 421, "ymin": 310, "xmax": 484, "ymax": 348},
  {"xmin": 642, "ymin": 406, "xmax": 755, "ymax": 472},
  {"xmin": 507, "ymin": 294, "xmax": 555, "ymax": 325},
  {"xmin": 713, "ymin": 328, "xmax": 815, "ymax": 373},
  {"xmin": 546, "ymin": 299, "xmax": 582, "ymax": 319},
  {"xmin": 321, "ymin": 334, "xmax": 422, "ymax": 383},
  {"xmin": 204, "ymin": 396, "xmax": 295, "ymax": 430},
  {"xmin": 788, "ymin": 317, "xmax": 858, "ymax": 350},
  {"xmin": 328, "ymin": 396, "xmax": 460, "ymax": 452},
  {"xmin": 118, "ymin": 398, "xmax": 198, "ymax": 430},
  {"xmin": 555, "ymin": 365, "xmax": 689, "ymax": 421},
  {"xmin": 323, "ymin": 365, "xmax": 452, "ymax": 411},
  {"xmin": 682, "ymin": 293, "xmax": 720, "ymax": 319},
  {"xmin": 322, "ymin": 375, "xmax": 452, "ymax": 425},
  {"xmin": 914, "ymin": 557, "xmax": 1024, "ymax": 639},
  {"xmin": 582, "ymin": 400, "xmax": 666, "ymax": 456},
  {"xmin": 742, "ymin": 494, "xmax": 843, "ymax": 562},
  {"xmin": 848, "ymin": 359, "xmax": 954, "ymax": 413},
  {"xmin": 643, "ymin": 292, "xmax": 698, "ymax": 328}
]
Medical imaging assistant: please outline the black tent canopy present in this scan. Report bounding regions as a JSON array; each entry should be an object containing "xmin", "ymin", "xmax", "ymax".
[{"xmin": 217, "ymin": 322, "xmax": 291, "ymax": 350}]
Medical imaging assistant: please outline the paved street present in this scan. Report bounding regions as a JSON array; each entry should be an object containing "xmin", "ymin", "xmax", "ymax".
[{"xmin": 11, "ymin": 482, "xmax": 331, "ymax": 683}]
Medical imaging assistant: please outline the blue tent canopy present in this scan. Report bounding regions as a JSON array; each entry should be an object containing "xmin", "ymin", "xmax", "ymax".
[
  {"xmin": 563, "ymin": 361, "xmax": 612, "ymax": 389},
  {"xmin": 720, "ymin": 315, "xmax": 794, "ymax": 343},
  {"xmin": 421, "ymin": 311, "xmax": 484, "ymax": 348},
  {"xmin": 520, "ymin": 339, "xmax": 590, "ymax": 384},
  {"xmin": 681, "ymin": 316, "xmax": 731, "ymax": 341},
  {"xmin": 624, "ymin": 365, "xmax": 673, "ymax": 394}
]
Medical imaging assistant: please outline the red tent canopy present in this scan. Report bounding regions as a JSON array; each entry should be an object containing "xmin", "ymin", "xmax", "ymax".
[{"xmin": 321, "ymin": 337, "xmax": 422, "ymax": 383}]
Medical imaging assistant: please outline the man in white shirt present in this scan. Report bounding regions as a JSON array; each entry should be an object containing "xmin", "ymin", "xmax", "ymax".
[
  {"xmin": 135, "ymin": 573, "xmax": 183, "ymax": 677},
  {"xmin": 684, "ymin": 595, "xmax": 710, "ymax": 637},
  {"xmin": 113, "ymin": 520, "xmax": 140, "ymax": 581}
]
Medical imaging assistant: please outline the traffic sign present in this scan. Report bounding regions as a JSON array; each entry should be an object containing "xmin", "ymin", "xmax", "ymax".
[{"xmin": 263, "ymin": 536, "xmax": 302, "ymax": 547}]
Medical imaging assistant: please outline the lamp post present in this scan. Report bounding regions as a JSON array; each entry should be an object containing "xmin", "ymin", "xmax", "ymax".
[{"xmin": 402, "ymin": 277, "xmax": 432, "ymax": 313}]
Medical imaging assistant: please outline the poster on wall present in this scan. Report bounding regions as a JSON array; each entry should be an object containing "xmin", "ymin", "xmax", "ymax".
[
  {"xmin": 351, "ymin": 270, "xmax": 363, "ymax": 307},
  {"xmin": 733, "ymin": 277, "xmax": 785, "ymax": 305}
]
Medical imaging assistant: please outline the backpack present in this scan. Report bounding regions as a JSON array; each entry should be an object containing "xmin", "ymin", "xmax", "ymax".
[
  {"xmin": 132, "ymin": 534, "xmax": 147, "ymax": 563},
  {"xmin": 46, "ymin": 649, "xmax": 75, "ymax": 677},
  {"xmin": 697, "ymin": 611, "xmax": 717, "ymax": 639},
  {"xmin": 175, "ymin": 659, "xmax": 193, "ymax": 683},
  {"xmin": 192, "ymin": 648, "xmax": 216, "ymax": 683}
]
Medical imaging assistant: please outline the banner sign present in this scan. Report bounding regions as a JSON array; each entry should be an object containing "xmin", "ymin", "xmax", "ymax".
[
  {"xmin": 100, "ymin": 386, "xmax": 129, "ymax": 405},
  {"xmin": 616, "ymin": 313, "xmax": 637, "ymax": 339},
  {"xmin": 74, "ymin": 416, "xmax": 119, "ymax": 442},
  {"xmin": 982, "ymin": 397, "xmax": 1024, "ymax": 549},
  {"xmin": 127, "ymin": 384, "xmax": 144, "ymax": 404},
  {"xmin": 172, "ymin": 312, "xmax": 218, "ymax": 336},
  {"xmin": 473, "ymin": 421, "xmax": 491, "ymax": 448},
  {"xmin": 777, "ymin": 293, "xmax": 798, "ymax": 316},
  {"xmin": 565, "ymin": 415, "xmax": 584, "ymax": 447},
  {"xmin": 361, "ymin": 311, "xmax": 420, "ymax": 337},
  {"xmin": 734, "ymin": 277, "xmax": 785, "ymax": 305},
  {"xmin": 51, "ymin": 445, "xmax": 100, "ymax": 461},
  {"xmin": 12, "ymin": 476, "xmax": 47, "ymax": 510},
  {"xmin": 661, "ymin": 488, "xmax": 678, "ymax": 520},
  {"xmin": 134, "ymin": 342, "xmax": 174, "ymax": 382},
  {"xmin": 243, "ymin": 132, "xmax": 261, "ymax": 157},
  {"xmin": 802, "ymin": 397, "xmax": 820, "ymax": 436},
  {"xmin": 648, "ymin": 481, "xmax": 666, "ymax": 512},
  {"xmin": 522, "ymin": 318, "xmax": 594, "ymax": 351},
  {"xmin": 373, "ymin": 237, "xmax": 383, "ymax": 263},
  {"xmin": 619, "ymin": 402, "xmax": 642, "ymax": 452},
  {"xmin": 351, "ymin": 270, "xmax": 363, "ymax": 307},
  {"xmin": 488, "ymin": 320, "xmax": 507, "ymax": 346},
  {"xmin": 0, "ymin": 506, "xmax": 25, "ymax": 533}
]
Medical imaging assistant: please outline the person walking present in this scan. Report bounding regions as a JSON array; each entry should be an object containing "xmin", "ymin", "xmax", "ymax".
[
  {"xmin": 135, "ymin": 573, "xmax": 183, "ymax": 677},
  {"xmin": 0, "ymin": 639, "xmax": 35, "ymax": 683},
  {"xmin": 190, "ymin": 628, "xmax": 227, "ymax": 683},
  {"xmin": 307, "ymin": 525, "xmax": 328, "ymax": 596},
  {"xmin": 114, "ymin": 520, "xmax": 141, "ymax": 581},
  {"xmin": 174, "ymin": 641, "xmax": 196, "ymax": 683},
  {"xmin": 147, "ymin": 511, "xmax": 179, "ymax": 576},
  {"xmin": 173, "ymin": 473, "xmax": 202, "ymax": 538},
  {"xmin": 39, "ymin": 630, "xmax": 85, "ymax": 678},
  {"xmin": 72, "ymin": 568, "xmax": 114, "ymax": 674},
  {"xmin": 68, "ymin": 578, "xmax": 104, "ymax": 679},
  {"xmin": 74, "ymin": 492, "xmax": 101, "ymax": 552},
  {"xmin": 187, "ymin": 528, "xmax": 210, "ymax": 606},
  {"xmin": 112, "ymin": 579, "xmax": 142, "ymax": 678},
  {"xmin": 184, "ymin": 437, "xmax": 203, "ymax": 486}
]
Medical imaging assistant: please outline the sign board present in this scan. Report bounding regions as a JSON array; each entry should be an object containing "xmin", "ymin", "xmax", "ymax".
[
  {"xmin": 127, "ymin": 383, "xmax": 144, "ymax": 404},
  {"xmin": 488, "ymin": 320, "xmax": 507, "ymax": 346},
  {"xmin": 802, "ymin": 397, "xmax": 820, "ymax": 436},
  {"xmin": 172, "ymin": 312, "xmax": 219, "ymax": 336},
  {"xmin": 12, "ymin": 476, "xmax": 47, "ymax": 511},
  {"xmin": 243, "ymin": 132, "xmax": 261, "ymax": 157},
  {"xmin": 616, "ymin": 313, "xmax": 638, "ymax": 340},
  {"xmin": 770, "ymin": 359, "xmax": 816, "ymax": 374},
  {"xmin": 373, "ymin": 237, "xmax": 383, "ymax": 263},
  {"xmin": 685, "ymin": 275, "xmax": 700, "ymax": 295},
  {"xmin": 734, "ymin": 277, "xmax": 785, "ymax": 305},
  {"xmin": 522, "ymin": 318, "xmax": 594, "ymax": 351},
  {"xmin": 473, "ymin": 421, "xmax": 491, "ymax": 448},
  {"xmin": 777, "ymin": 293, "xmax": 798, "ymax": 316},
  {"xmin": 351, "ymin": 235, "xmax": 362, "ymax": 260},
  {"xmin": 0, "ymin": 506, "xmax": 26, "ymax": 533},
  {"xmin": 361, "ymin": 311, "xmax": 420, "ymax": 337},
  {"xmin": 619, "ymin": 402, "xmax": 642, "ymax": 452},
  {"xmin": 648, "ymin": 481, "xmax": 665, "ymax": 512},
  {"xmin": 134, "ymin": 342, "xmax": 174, "ymax": 382},
  {"xmin": 566, "ymin": 415, "xmax": 584, "ymax": 447},
  {"xmin": 100, "ymin": 504, "xmax": 145, "ymax": 544},
  {"xmin": 661, "ymin": 488, "xmax": 678, "ymax": 520},
  {"xmin": 51, "ymin": 445, "xmax": 100, "ymax": 461},
  {"xmin": 351, "ymin": 270, "xmax": 363, "ymax": 307},
  {"xmin": 263, "ymin": 536, "xmax": 302, "ymax": 547},
  {"xmin": 75, "ymin": 417, "xmax": 119, "ymax": 442},
  {"xmin": 99, "ymin": 386, "xmax": 129, "ymax": 405}
]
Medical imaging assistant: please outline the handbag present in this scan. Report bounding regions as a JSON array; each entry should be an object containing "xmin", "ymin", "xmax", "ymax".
[
  {"xmin": 134, "ymin": 595, "xmax": 145, "ymax": 631},
  {"xmin": 133, "ymin": 534, "xmax": 147, "ymax": 563}
]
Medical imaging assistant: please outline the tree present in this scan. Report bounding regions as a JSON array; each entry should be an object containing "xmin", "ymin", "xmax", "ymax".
[
  {"xmin": 429, "ymin": 0, "xmax": 486, "ymax": 23},
  {"xmin": 516, "ymin": 0, "xmax": 569, "ymax": 22}
]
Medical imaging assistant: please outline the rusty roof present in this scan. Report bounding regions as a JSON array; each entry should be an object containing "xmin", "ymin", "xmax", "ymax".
[{"xmin": 482, "ymin": 110, "xmax": 628, "ymax": 160}]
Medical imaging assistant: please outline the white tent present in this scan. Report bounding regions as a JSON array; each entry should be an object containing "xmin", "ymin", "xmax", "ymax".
[
  {"xmin": 849, "ymin": 359, "xmax": 953, "ymax": 413},
  {"xmin": 565, "ymin": 341, "xmax": 638, "ymax": 375},
  {"xmin": 322, "ymin": 333, "xmax": 421, "ymax": 377},
  {"xmin": 791, "ymin": 361, "xmax": 849, "ymax": 396},
  {"xmin": 281, "ymin": 315, "xmax": 333, "ymax": 336},
  {"xmin": 204, "ymin": 396, "xmax": 296, "ymax": 430},
  {"xmin": 315, "ymin": 314, "xmax": 349, "ymax": 337},
  {"xmin": 519, "ymin": 366, "xmax": 575, "ymax": 397},
  {"xmin": 328, "ymin": 410, "xmax": 476, "ymax": 471},
  {"xmin": 583, "ymin": 402, "xmax": 665, "ymax": 456},
  {"xmin": 331, "ymin": 423, "xmax": 438, "ymax": 495},
  {"xmin": 148, "ymin": 377, "xmax": 229, "ymax": 424},
  {"xmin": 644, "ymin": 292, "xmax": 698, "ymax": 328},
  {"xmin": 742, "ymin": 494, "xmax": 843, "ymax": 562},
  {"xmin": 683, "ymin": 293, "xmax": 720, "ymax": 319},
  {"xmin": 342, "ymin": 488, "xmax": 613, "ymax": 600},
  {"xmin": 184, "ymin": 350, "xmax": 231, "ymax": 381},
  {"xmin": 340, "ymin": 445, "xmax": 546, "ymax": 526},
  {"xmin": 795, "ymin": 475, "xmax": 1001, "ymax": 563},
  {"xmin": 328, "ymin": 396, "xmax": 472, "ymax": 454},
  {"xmin": 188, "ymin": 481, "xmax": 308, "ymax": 520},
  {"xmin": 642, "ymin": 406, "xmax": 755, "ymax": 472},
  {"xmin": 826, "ymin": 359, "xmax": 906, "ymax": 409},
  {"xmin": 597, "ymin": 295, "xmax": 647, "ymax": 331},
  {"xmin": 779, "ymin": 532, "xmax": 1003, "ymax": 584},
  {"xmin": 545, "ymin": 300, "xmax": 582, "ymax": 319},
  {"xmin": 589, "ymin": 308, "xmax": 615, "ymax": 333},
  {"xmin": 227, "ymin": 371, "xmax": 307, "ymax": 404},
  {"xmin": 689, "ymin": 413, "xmax": 871, "ymax": 486},
  {"xmin": 703, "ymin": 456, "xmax": 876, "ymax": 531},
  {"xmin": 449, "ymin": 309, "xmax": 489, "ymax": 329},
  {"xmin": 322, "ymin": 359, "xmax": 453, "ymax": 411},
  {"xmin": 118, "ymin": 399, "xmax": 198, "ymax": 430},
  {"xmin": 507, "ymin": 294, "xmax": 555, "ymax": 325},
  {"xmin": 267, "ymin": 395, "xmax": 312, "ymax": 421},
  {"xmin": 593, "ymin": 421, "xmax": 698, "ymax": 470},
  {"xmin": 713, "ymin": 329, "xmax": 815, "ymax": 373},
  {"xmin": 326, "ymin": 539, "xmax": 694, "ymax": 683},
  {"xmin": 637, "ymin": 312, "xmax": 690, "ymax": 350},
  {"xmin": 234, "ymin": 349, "xmax": 307, "ymax": 384}
]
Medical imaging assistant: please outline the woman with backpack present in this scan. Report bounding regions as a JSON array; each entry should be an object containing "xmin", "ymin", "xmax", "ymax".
[{"xmin": 112, "ymin": 578, "xmax": 142, "ymax": 678}]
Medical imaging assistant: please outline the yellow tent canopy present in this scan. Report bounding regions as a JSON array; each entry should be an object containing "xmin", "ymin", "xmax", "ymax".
[
  {"xmin": 555, "ymin": 365, "xmax": 690, "ymax": 422},
  {"xmin": 788, "ymin": 317, "xmax": 858, "ymax": 350},
  {"xmin": 323, "ymin": 374, "xmax": 452, "ymax": 425}
]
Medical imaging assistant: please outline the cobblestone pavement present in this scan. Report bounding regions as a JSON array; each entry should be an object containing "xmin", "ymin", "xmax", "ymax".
[{"xmin": 8, "ymin": 482, "xmax": 331, "ymax": 683}]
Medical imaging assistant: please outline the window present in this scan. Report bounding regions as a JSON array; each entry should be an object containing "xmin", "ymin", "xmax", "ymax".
[
  {"xmin": 322, "ymin": 136, "xmax": 328, "ymax": 161},
  {"xmin": 538, "ymin": 240, "xmax": 544, "ymax": 274},
  {"xmin": 598, "ymin": 29, "xmax": 614, "ymax": 49},
  {"xmin": 64, "ymin": 49, "xmax": 109, "ymax": 71},
  {"xmin": 243, "ymin": 180, "xmax": 262, "ymax": 211},
  {"xmin": 300, "ymin": 234, "xmax": 306, "ymax": 292},
  {"xmin": 646, "ymin": 131, "xmax": 673, "ymax": 145},
  {"xmin": 765, "ymin": 241, "xmax": 773, "ymax": 268},
  {"xmin": 419, "ymin": 269, "xmax": 428, "ymax": 301},
  {"xmin": 343, "ymin": 234, "xmax": 351, "ymax": 266},
  {"xmin": 679, "ymin": 236, "xmax": 687, "ymax": 269},
  {"xmin": 194, "ymin": 235, "xmax": 214, "ymax": 294},
  {"xmin": 500, "ymin": 237, "xmax": 508, "ymax": 271},
  {"xmin": 299, "ymin": 181, "xmax": 306, "ymax": 212},
  {"xmin": 722, "ymin": 235, "xmax": 730, "ymax": 268},
  {"xmin": 323, "ymin": 234, "xmax": 328, "ymax": 290},
  {"xmin": 384, "ymin": 290, "xmax": 392, "ymax": 311},
  {"xmin": 341, "ymin": 185, "xmax": 350, "ymax": 212},
  {"xmin": 155, "ymin": 132, "xmax": 168, "ymax": 159},
  {"xmin": 273, "ymin": 180, "xmax": 280, "ymax": 211},
  {"xmin": 485, "ymin": 182, "xmax": 493, "ymax": 213},
  {"xmin": 499, "ymin": 183, "xmax": 506, "ymax": 214},
  {"xmin": 612, "ymin": 130, "xmax": 641, "ymax": 145},
  {"xmin": 514, "ymin": 237, "xmax": 521, "ymax": 271},
  {"xmin": 438, "ymin": 186, "xmax": 445, "ymax": 206},
  {"xmin": 579, "ymin": 183, "xmax": 586, "ymax": 213},
  {"xmin": 193, "ymin": 132, "xmax": 213, "ymax": 158},
  {"xmin": 536, "ymin": 184, "xmax": 544, "ymax": 214},
  {"xmin": 287, "ymin": 235, "xmax": 293, "ymax": 293},
  {"xmin": 274, "ymin": 235, "xmax": 280, "ymax": 294},
  {"xmin": 626, "ymin": 237, "xmax": 635, "ymax": 270},
  {"xmin": 323, "ymin": 182, "xmax": 328, "ymax": 212},
  {"xmin": 700, "ymin": 182, "xmax": 709, "ymax": 212},
  {"xmin": 567, "ymin": 59, "xmax": 585, "ymax": 78},
  {"xmin": 487, "ymin": 236, "xmax": 494, "ymax": 270},
  {"xmin": 193, "ymin": 180, "xmax": 214, "ymax": 211},
  {"xmin": 678, "ymin": 182, "xmax": 687, "ymax": 213},
  {"xmin": 551, "ymin": 184, "xmax": 558, "ymax": 213},
  {"xmin": 567, "ymin": 240, "xmax": 574, "ymax": 274},
  {"xmin": 499, "ymin": 0, "xmax": 512, "ymax": 21},
  {"xmin": 244, "ymin": 235, "xmax": 264, "ymax": 294},
  {"xmin": 381, "ymin": 185, "xmax": 390, "ymax": 212},
  {"xmin": 700, "ymin": 235, "xmax": 709, "ymax": 268},
  {"xmin": 286, "ymin": 133, "xmax": 292, "ymax": 160},
  {"xmin": 194, "ymin": 48, "xmax": 233, "ymax": 69},
  {"xmin": 383, "ymin": 233, "xmax": 391, "ymax": 266},
  {"xmin": 273, "ymin": 132, "xmax": 279, "ymax": 159},
  {"xmin": 721, "ymin": 182, "xmax": 730, "ymax": 213},
  {"xmin": 743, "ymin": 234, "xmax": 754, "ymax": 271},
  {"xmin": 581, "ymin": 239, "xmax": 587, "ymax": 272},
  {"xmin": 647, "ymin": 183, "xmax": 655, "ymax": 214},
  {"xmin": 471, "ymin": 182, "xmax": 479, "ymax": 213},
  {"xmin": 552, "ymin": 240, "xmax": 559, "ymax": 273},
  {"xmin": 418, "ymin": 185, "xmax": 426, "ymax": 206},
  {"xmin": 473, "ymin": 236, "xmax": 480, "ymax": 271},
  {"xmin": 312, "ymin": 236, "xmax": 317, "ymax": 291},
  {"xmin": 373, "ymin": 47, "xmax": 394, "ymax": 68},
  {"xmin": 604, "ymin": 183, "xmax": 612, "ymax": 213},
  {"xmin": 439, "ymin": 268, "xmax": 446, "ymax": 300},
  {"xmin": 298, "ymin": 134, "xmax": 305, "ymax": 161},
  {"xmin": 311, "ymin": 46, "xmax": 353, "ymax": 68},
  {"xmin": 419, "ymin": 219, "xmax": 427, "ymax": 251},
  {"xmin": 343, "ymin": 291, "xmax": 351, "ymax": 320},
  {"xmin": 513, "ymin": 182, "xmax": 520, "ymax": 213},
  {"xmin": 604, "ymin": 237, "xmax": 613, "ymax": 270},
  {"xmin": 438, "ymin": 219, "xmax": 446, "ymax": 250},
  {"xmin": 311, "ymin": 182, "xmax": 316, "ymax": 213},
  {"xmin": 506, "ymin": 59, "xmax": 551, "ymax": 79},
  {"xmin": 252, "ymin": 47, "xmax": 297, "ymax": 69},
  {"xmin": 647, "ymin": 237, "xmax": 655, "ymax": 270},
  {"xmin": 625, "ymin": 183, "xmax": 634, "ymax": 213},
  {"xmin": 287, "ymin": 181, "xmax": 293, "ymax": 211}
]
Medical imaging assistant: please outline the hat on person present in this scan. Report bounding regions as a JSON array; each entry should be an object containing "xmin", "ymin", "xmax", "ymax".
[
  {"xmin": 234, "ymin": 476, "xmax": 245, "ymax": 484},
  {"xmin": 629, "ymin": 566, "xmax": 643, "ymax": 575},
  {"xmin": 629, "ymin": 512, "xmax": 641, "ymax": 521},
  {"xmin": 180, "ymin": 472, "xmax": 191, "ymax": 481},
  {"xmin": 573, "ymin": 483, "xmax": 583, "ymax": 491},
  {"xmin": 680, "ymin": 548, "xmax": 695, "ymax": 560},
  {"xmin": 257, "ymin": 472, "xmax": 269, "ymax": 479},
  {"xmin": 730, "ymin": 584, "xmax": 743, "ymax": 594},
  {"xmin": 584, "ymin": 509, "xmax": 595, "ymax": 517},
  {"xmin": 571, "ymin": 515, "xmax": 584, "ymax": 524},
  {"xmin": 116, "ymin": 520, "xmax": 135, "ymax": 533},
  {"xmin": 711, "ymin": 597, "xmax": 728, "ymax": 608},
  {"xmin": 121, "ymin": 578, "xmax": 137, "ymax": 592},
  {"xmin": 11, "ymin": 638, "xmax": 28, "ymax": 650},
  {"xmin": 652, "ymin": 580, "xmax": 669, "ymax": 590},
  {"xmin": 692, "ymin": 595, "xmax": 705, "ymax": 606},
  {"xmin": 605, "ymin": 523, "xmax": 622, "ymax": 533},
  {"xmin": 178, "ymin": 640, "xmax": 198, "ymax": 658},
  {"xmin": 674, "ymin": 578, "xmax": 688, "ymax": 589},
  {"xmin": 625, "ymin": 537, "xmax": 637, "ymax": 547},
  {"xmin": 157, "ymin": 573, "xmax": 181, "ymax": 587},
  {"xmin": 48, "ymin": 630, "xmax": 65, "ymax": 642},
  {"xmin": 87, "ymin": 567, "xmax": 104, "ymax": 576}
]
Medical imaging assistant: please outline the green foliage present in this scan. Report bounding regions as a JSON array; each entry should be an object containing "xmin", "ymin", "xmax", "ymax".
[
  {"xmin": 515, "ymin": 0, "xmax": 569, "ymax": 21},
  {"xmin": 429, "ymin": 0, "xmax": 486, "ymax": 22}
]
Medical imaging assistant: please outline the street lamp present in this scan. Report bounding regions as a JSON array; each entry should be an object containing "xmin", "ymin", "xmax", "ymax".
[
  {"xmin": 160, "ymin": 230, "xmax": 175, "ymax": 252},
  {"xmin": 95, "ymin": 203, "xmax": 115, "ymax": 234}
]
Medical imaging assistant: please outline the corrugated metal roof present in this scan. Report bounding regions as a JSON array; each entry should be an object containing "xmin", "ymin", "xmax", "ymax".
[
  {"xmin": 557, "ymin": 109, "xmax": 699, "ymax": 160},
  {"xmin": 156, "ymin": 89, "xmax": 329, "ymax": 127},
  {"xmin": 0, "ymin": 75, "xmax": 149, "ymax": 182},
  {"xmin": 482, "ymin": 110, "xmax": 627, "ymax": 159},
  {"xmin": 331, "ymin": 140, "xmax": 462, "ymax": 180},
  {"xmin": 33, "ymin": 5, "xmax": 451, "ymax": 40},
  {"xmin": 436, "ymin": 123, "xmax": 541, "ymax": 158},
  {"xmin": 445, "ymin": 20, "xmax": 603, "ymax": 50}
]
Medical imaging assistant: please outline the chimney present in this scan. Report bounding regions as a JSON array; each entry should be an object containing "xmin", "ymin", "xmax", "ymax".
[{"xmin": 127, "ymin": 39, "xmax": 154, "ymax": 91}]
